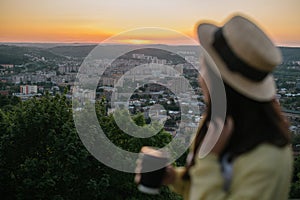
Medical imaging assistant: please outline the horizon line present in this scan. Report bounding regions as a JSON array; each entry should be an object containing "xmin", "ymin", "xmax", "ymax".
[{"xmin": 0, "ymin": 41, "xmax": 299, "ymax": 48}]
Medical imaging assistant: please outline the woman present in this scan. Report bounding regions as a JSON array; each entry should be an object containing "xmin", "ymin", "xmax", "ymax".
[{"xmin": 164, "ymin": 14, "xmax": 293, "ymax": 200}]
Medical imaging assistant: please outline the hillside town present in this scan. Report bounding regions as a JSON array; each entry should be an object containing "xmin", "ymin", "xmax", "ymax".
[{"xmin": 0, "ymin": 44, "xmax": 299, "ymax": 141}]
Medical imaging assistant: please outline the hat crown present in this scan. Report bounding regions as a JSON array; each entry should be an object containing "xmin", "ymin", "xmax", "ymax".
[{"xmin": 222, "ymin": 15, "xmax": 282, "ymax": 72}]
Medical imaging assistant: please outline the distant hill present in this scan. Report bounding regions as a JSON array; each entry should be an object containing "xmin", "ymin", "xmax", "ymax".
[
  {"xmin": 0, "ymin": 45, "xmax": 66, "ymax": 64},
  {"xmin": 48, "ymin": 45, "xmax": 97, "ymax": 58},
  {"xmin": 118, "ymin": 48, "xmax": 187, "ymax": 64},
  {"xmin": 279, "ymin": 47, "xmax": 300, "ymax": 62},
  {"xmin": 47, "ymin": 44, "xmax": 200, "ymax": 59},
  {"xmin": 0, "ymin": 43, "xmax": 98, "ymax": 48},
  {"xmin": 47, "ymin": 45, "xmax": 296, "ymax": 62},
  {"xmin": 0, "ymin": 43, "xmax": 299, "ymax": 65}
]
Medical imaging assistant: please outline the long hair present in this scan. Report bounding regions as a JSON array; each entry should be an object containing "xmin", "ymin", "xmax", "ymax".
[
  {"xmin": 183, "ymin": 65, "xmax": 290, "ymax": 179},
  {"xmin": 200, "ymin": 62, "xmax": 290, "ymax": 155},
  {"xmin": 221, "ymin": 83, "xmax": 290, "ymax": 157}
]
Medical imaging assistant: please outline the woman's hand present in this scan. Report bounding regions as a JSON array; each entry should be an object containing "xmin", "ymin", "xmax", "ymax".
[{"xmin": 162, "ymin": 165, "xmax": 176, "ymax": 185}]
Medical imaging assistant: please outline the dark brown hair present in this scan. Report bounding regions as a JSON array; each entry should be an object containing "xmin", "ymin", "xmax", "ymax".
[
  {"xmin": 220, "ymin": 84, "xmax": 290, "ymax": 157},
  {"xmin": 183, "ymin": 67, "xmax": 290, "ymax": 179},
  {"xmin": 203, "ymin": 60, "xmax": 290, "ymax": 153}
]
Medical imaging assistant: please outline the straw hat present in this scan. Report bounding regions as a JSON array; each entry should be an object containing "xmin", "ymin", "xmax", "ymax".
[{"xmin": 197, "ymin": 14, "xmax": 282, "ymax": 101}]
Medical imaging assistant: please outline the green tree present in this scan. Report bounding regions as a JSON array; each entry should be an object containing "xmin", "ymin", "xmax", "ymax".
[
  {"xmin": 0, "ymin": 94, "xmax": 20, "ymax": 109},
  {"xmin": 290, "ymin": 155, "xmax": 300, "ymax": 198},
  {"xmin": 0, "ymin": 95, "xmax": 183, "ymax": 200}
]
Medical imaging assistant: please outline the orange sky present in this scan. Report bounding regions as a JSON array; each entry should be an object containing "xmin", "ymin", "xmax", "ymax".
[{"xmin": 0, "ymin": 0, "xmax": 299, "ymax": 46}]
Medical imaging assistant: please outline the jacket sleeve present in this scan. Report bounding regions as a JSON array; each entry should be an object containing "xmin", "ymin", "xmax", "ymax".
[{"xmin": 188, "ymin": 145, "xmax": 293, "ymax": 200}]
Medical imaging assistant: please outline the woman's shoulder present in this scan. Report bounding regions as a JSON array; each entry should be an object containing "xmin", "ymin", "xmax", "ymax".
[{"xmin": 233, "ymin": 144, "xmax": 293, "ymax": 171}]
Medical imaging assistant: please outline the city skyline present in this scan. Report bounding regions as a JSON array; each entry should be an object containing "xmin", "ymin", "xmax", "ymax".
[{"xmin": 0, "ymin": 0, "xmax": 300, "ymax": 46}]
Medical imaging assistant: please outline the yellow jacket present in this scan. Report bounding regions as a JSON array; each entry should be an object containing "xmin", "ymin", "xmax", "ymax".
[{"xmin": 169, "ymin": 144, "xmax": 293, "ymax": 200}]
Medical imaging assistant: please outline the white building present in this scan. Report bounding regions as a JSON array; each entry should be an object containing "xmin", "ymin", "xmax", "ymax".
[{"xmin": 20, "ymin": 85, "xmax": 38, "ymax": 94}]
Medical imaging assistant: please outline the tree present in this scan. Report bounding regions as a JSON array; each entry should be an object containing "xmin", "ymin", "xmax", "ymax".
[
  {"xmin": 0, "ymin": 94, "xmax": 183, "ymax": 199},
  {"xmin": 290, "ymin": 155, "xmax": 300, "ymax": 198},
  {"xmin": 0, "ymin": 94, "xmax": 20, "ymax": 109}
]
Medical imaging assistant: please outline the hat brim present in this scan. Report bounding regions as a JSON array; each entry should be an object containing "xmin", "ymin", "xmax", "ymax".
[{"xmin": 197, "ymin": 23, "xmax": 276, "ymax": 102}]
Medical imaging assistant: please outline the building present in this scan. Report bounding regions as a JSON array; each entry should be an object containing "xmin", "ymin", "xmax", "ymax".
[
  {"xmin": 0, "ymin": 90, "xmax": 9, "ymax": 96},
  {"xmin": 169, "ymin": 76, "xmax": 190, "ymax": 94},
  {"xmin": 58, "ymin": 65, "xmax": 80, "ymax": 74},
  {"xmin": 20, "ymin": 85, "xmax": 38, "ymax": 94},
  {"xmin": 0, "ymin": 64, "xmax": 14, "ymax": 69}
]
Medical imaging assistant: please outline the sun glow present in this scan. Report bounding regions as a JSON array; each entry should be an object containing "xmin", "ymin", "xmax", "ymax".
[
  {"xmin": 118, "ymin": 39, "xmax": 152, "ymax": 45},
  {"xmin": 0, "ymin": 0, "xmax": 299, "ymax": 46}
]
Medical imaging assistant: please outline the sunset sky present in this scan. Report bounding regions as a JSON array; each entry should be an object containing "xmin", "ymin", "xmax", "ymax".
[{"xmin": 0, "ymin": 0, "xmax": 299, "ymax": 46}]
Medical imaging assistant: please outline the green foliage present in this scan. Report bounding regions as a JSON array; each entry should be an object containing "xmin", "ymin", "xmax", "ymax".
[
  {"xmin": 97, "ymin": 108, "xmax": 173, "ymax": 154},
  {"xmin": 292, "ymin": 132, "xmax": 300, "ymax": 146},
  {"xmin": 290, "ymin": 155, "xmax": 300, "ymax": 198},
  {"xmin": 0, "ymin": 95, "xmax": 183, "ymax": 199},
  {"xmin": 0, "ymin": 94, "xmax": 21, "ymax": 110}
]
